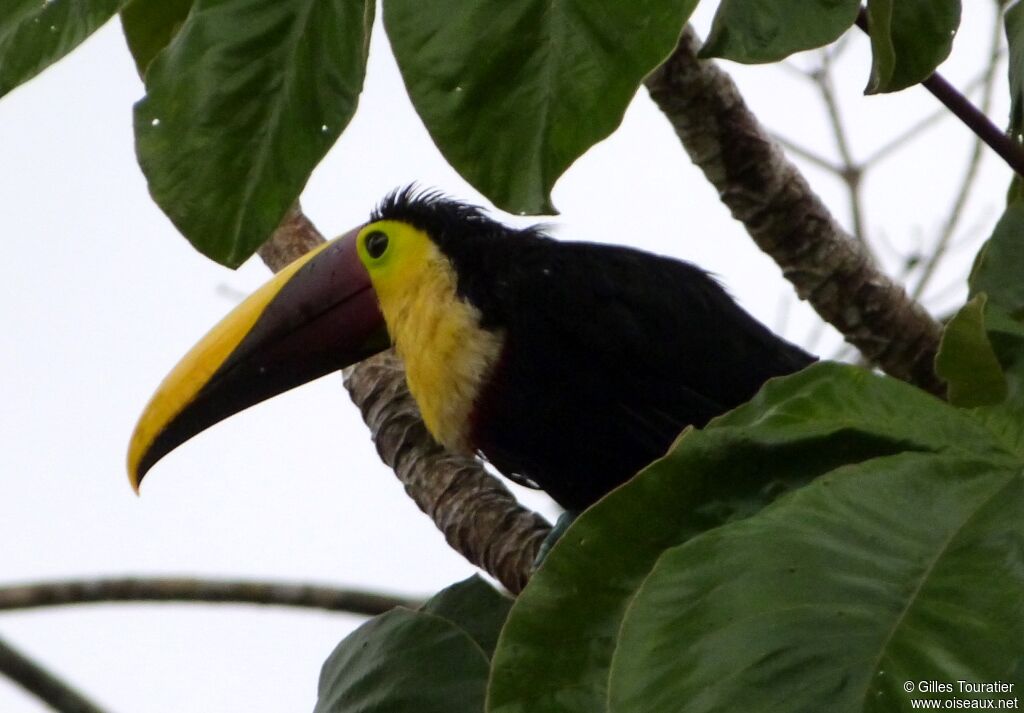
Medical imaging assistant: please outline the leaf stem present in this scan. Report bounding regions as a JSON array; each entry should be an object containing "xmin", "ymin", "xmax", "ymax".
[
  {"xmin": 854, "ymin": 7, "xmax": 1024, "ymax": 177},
  {"xmin": 909, "ymin": 5, "xmax": 1006, "ymax": 302}
]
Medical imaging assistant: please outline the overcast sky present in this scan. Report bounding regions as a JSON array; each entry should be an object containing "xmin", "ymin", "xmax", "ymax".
[{"xmin": 0, "ymin": 4, "xmax": 1010, "ymax": 711}]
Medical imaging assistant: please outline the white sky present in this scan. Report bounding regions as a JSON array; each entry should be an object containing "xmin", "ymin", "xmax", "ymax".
[{"xmin": 0, "ymin": 4, "xmax": 1010, "ymax": 711}]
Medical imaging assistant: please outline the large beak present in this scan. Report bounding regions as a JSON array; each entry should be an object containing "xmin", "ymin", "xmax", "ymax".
[{"xmin": 127, "ymin": 227, "xmax": 389, "ymax": 491}]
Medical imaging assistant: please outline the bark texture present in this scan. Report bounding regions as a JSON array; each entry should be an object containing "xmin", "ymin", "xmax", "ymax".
[
  {"xmin": 343, "ymin": 352, "xmax": 550, "ymax": 594},
  {"xmin": 645, "ymin": 26, "xmax": 944, "ymax": 394}
]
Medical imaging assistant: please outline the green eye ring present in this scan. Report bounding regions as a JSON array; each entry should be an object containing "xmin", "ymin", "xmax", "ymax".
[{"xmin": 365, "ymin": 230, "xmax": 389, "ymax": 259}]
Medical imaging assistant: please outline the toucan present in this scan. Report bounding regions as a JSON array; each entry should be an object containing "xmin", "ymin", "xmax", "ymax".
[{"xmin": 128, "ymin": 188, "xmax": 815, "ymax": 511}]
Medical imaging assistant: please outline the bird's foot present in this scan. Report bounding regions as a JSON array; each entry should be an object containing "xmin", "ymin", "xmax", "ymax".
[{"xmin": 533, "ymin": 510, "xmax": 580, "ymax": 569}]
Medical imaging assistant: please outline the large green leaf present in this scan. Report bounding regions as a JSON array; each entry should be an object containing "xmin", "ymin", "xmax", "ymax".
[
  {"xmin": 488, "ymin": 363, "xmax": 1014, "ymax": 713},
  {"xmin": 120, "ymin": 0, "xmax": 194, "ymax": 76},
  {"xmin": 421, "ymin": 575, "xmax": 512, "ymax": 658},
  {"xmin": 970, "ymin": 200, "xmax": 1024, "ymax": 318},
  {"xmin": 382, "ymin": 0, "xmax": 699, "ymax": 215},
  {"xmin": 936, "ymin": 294, "xmax": 1008, "ymax": 407},
  {"xmin": 134, "ymin": 0, "xmax": 373, "ymax": 267},
  {"xmin": 315, "ymin": 607, "xmax": 489, "ymax": 713},
  {"xmin": 608, "ymin": 453, "xmax": 1024, "ymax": 713},
  {"xmin": 865, "ymin": 0, "xmax": 961, "ymax": 94},
  {"xmin": 712, "ymin": 363, "xmax": 998, "ymax": 452},
  {"xmin": 700, "ymin": 0, "xmax": 860, "ymax": 63},
  {"xmin": 1006, "ymin": 0, "xmax": 1024, "ymax": 138},
  {"xmin": 489, "ymin": 430, "xmax": 846, "ymax": 713},
  {"xmin": 0, "ymin": 0, "xmax": 123, "ymax": 99}
]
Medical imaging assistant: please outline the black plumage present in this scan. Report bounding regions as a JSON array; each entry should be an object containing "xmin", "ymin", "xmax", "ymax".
[{"xmin": 374, "ymin": 189, "xmax": 816, "ymax": 511}]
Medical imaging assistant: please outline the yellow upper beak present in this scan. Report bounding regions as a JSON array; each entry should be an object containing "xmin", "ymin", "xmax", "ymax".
[{"xmin": 127, "ymin": 227, "xmax": 389, "ymax": 491}]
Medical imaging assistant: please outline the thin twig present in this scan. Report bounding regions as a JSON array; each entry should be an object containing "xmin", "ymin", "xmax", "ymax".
[
  {"xmin": 815, "ymin": 49, "xmax": 869, "ymax": 249},
  {"xmin": 0, "ymin": 577, "xmax": 420, "ymax": 614},
  {"xmin": 929, "ymin": 272, "xmax": 984, "ymax": 310},
  {"xmin": 825, "ymin": 31, "xmax": 854, "ymax": 64},
  {"xmin": 0, "ymin": 634, "xmax": 109, "ymax": 713},
  {"xmin": 776, "ymin": 58, "xmax": 817, "ymax": 82},
  {"xmin": 772, "ymin": 134, "xmax": 843, "ymax": 174},
  {"xmin": 773, "ymin": 50, "xmax": 980, "ymax": 180},
  {"xmin": 855, "ymin": 8, "xmax": 1024, "ymax": 177},
  {"xmin": 864, "ymin": 105, "xmax": 960, "ymax": 167},
  {"xmin": 910, "ymin": 6, "xmax": 1005, "ymax": 301},
  {"xmin": 817, "ymin": 51, "xmax": 857, "ymax": 172},
  {"xmin": 777, "ymin": 33, "xmax": 853, "ymax": 83},
  {"xmin": 863, "ymin": 61, "xmax": 1005, "ymax": 167}
]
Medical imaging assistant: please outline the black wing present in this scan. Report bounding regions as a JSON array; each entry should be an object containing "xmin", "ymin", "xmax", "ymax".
[{"xmin": 460, "ymin": 235, "xmax": 815, "ymax": 510}]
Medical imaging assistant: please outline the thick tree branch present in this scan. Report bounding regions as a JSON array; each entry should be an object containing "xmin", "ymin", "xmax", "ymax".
[
  {"xmin": 342, "ymin": 352, "xmax": 550, "ymax": 594},
  {"xmin": 0, "ymin": 578, "xmax": 417, "ymax": 615},
  {"xmin": 645, "ymin": 26, "xmax": 945, "ymax": 394},
  {"xmin": 258, "ymin": 205, "xmax": 551, "ymax": 594},
  {"xmin": 0, "ymin": 635, "xmax": 108, "ymax": 713}
]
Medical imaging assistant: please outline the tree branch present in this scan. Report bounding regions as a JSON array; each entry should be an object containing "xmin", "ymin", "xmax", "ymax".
[
  {"xmin": 0, "ymin": 635, "xmax": 108, "ymax": 713},
  {"xmin": 342, "ymin": 352, "xmax": 550, "ymax": 594},
  {"xmin": 258, "ymin": 205, "xmax": 551, "ymax": 594},
  {"xmin": 0, "ymin": 578, "xmax": 417, "ymax": 615},
  {"xmin": 645, "ymin": 25, "xmax": 944, "ymax": 394}
]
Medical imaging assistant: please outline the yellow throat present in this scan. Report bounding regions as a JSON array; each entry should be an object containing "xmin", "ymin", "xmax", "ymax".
[{"xmin": 358, "ymin": 221, "xmax": 504, "ymax": 453}]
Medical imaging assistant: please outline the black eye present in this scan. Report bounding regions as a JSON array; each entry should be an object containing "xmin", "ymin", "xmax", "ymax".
[{"xmin": 365, "ymin": 230, "xmax": 389, "ymax": 259}]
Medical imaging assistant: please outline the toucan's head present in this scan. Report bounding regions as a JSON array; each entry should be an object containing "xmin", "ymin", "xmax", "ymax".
[{"xmin": 127, "ymin": 189, "xmax": 516, "ymax": 491}]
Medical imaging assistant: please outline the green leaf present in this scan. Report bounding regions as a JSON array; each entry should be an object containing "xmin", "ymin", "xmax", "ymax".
[
  {"xmin": 865, "ymin": 0, "xmax": 961, "ymax": 94},
  {"xmin": 489, "ymin": 430, "xmax": 838, "ymax": 713},
  {"xmin": 985, "ymin": 304, "xmax": 1024, "ymax": 377},
  {"xmin": 970, "ymin": 199, "xmax": 1024, "ymax": 318},
  {"xmin": 936, "ymin": 294, "xmax": 1008, "ymax": 407},
  {"xmin": 120, "ymin": 0, "xmax": 194, "ymax": 76},
  {"xmin": 711, "ymin": 362, "xmax": 998, "ymax": 452},
  {"xmin": 0, "ymin": 0, "xmax": 123, "ymax": 99},
  {"xmin": 421, "ymin": 576, "xmax": 512, "ymax": 659},
  {"xmin": 1007, "ymin": 0, "xmax": 1024, "ymax": 138},
  {"xmin": 700, "ymin": 0, "xmax": 860, "ymax": 64},
  {"xmin": 972, "ymin": 304, "xmax": 1024, "ymax": 455},
  {"xmin": 315, "ymin": 607, "xmax": 489, "ymax": 713},
  {"xmin": 383, "ymin": 0, "xmax": 699, "ymax": 215},
  {"xmin": 609, "ymin": 453, "xmax": 1024, "ymax": 712},
  {"xmin": 134, "ymin": 0, "xmax": 373, "ymax": 267},
  {"xmin": 966, "ymin": 208, "xmax": 1024, "ymax": 447},
  {"xmin": 488, "ymin": 363, "xmax": 1013, "ymax": 713}
]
